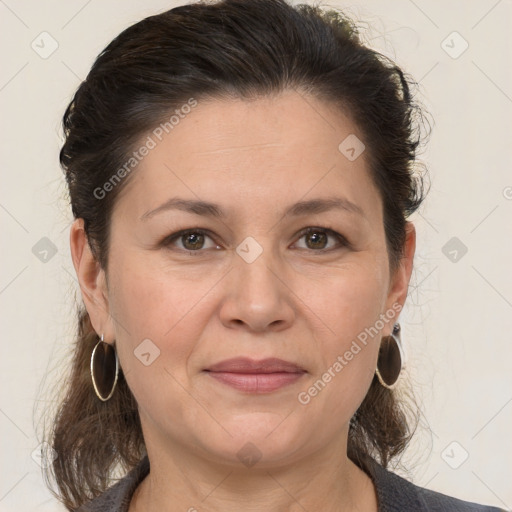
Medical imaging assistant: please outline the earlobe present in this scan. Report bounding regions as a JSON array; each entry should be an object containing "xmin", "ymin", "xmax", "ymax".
[{"xmin": 69, "ymin": 218, "xmax": 113, "ymax": 339}]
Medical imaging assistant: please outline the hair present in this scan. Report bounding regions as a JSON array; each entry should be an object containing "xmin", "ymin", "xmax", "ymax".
[{"xmin": 42, "ymin": 0, "xmax": 431, "ymax": 509}]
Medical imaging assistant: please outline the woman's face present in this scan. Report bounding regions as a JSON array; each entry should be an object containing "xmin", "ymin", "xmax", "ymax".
[{"xmin": 76, "ymin": 89, "xmax": 415, "ymax": 468}]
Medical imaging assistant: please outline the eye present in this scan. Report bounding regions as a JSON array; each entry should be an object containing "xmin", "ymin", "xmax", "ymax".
[
  {"xmin": 293, "ymin": 227, "xmax": 349, "ymax": 252},
  {"xmin": 162, "ymin": 228, "xmax": 220, "ymax": 253},
  {"xmin": 161, "ymin": 226, "xmax": 350, "ymax": 254}
]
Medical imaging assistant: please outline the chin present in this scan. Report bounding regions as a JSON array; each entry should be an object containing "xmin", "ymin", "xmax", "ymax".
[{"xmin": 197, "ymin": 413, "xmax": 311, "ymax": 468}]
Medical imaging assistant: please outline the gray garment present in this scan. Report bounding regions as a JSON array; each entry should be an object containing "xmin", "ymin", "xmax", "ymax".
[{"xmin": 75, "ymin": 455, "xmax": 505, "ymax": 512}]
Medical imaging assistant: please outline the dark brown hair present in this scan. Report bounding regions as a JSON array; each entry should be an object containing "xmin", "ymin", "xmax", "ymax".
[{"xmin": 42, "ymin": 0, "xmax": 430, "ymax": 509}]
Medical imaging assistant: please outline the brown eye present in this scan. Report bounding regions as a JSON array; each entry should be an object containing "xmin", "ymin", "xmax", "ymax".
[
  {"xmin": 163, "ymin": 229, "xmax": 219, "ymax": 253},
  {"xmin": 304, "ymin": 230, "xmax": 328, "ymax": 249},
  {"xmin": 181, "ymin": 232, "xmax": 205, "ymax": 250},
  {"xmin": 294, "ymin": 227, "xmax": 348, "ymax": 252}
]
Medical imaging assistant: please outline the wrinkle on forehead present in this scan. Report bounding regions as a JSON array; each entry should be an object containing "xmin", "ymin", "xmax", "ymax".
[{"xmin": 195, "ymin": 142, "xmax": 285, "ymax": 155}]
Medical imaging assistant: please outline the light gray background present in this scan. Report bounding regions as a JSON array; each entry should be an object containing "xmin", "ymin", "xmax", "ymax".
[{"xmin": 1, "ymin": 0, "xmax": 511, "ymax": 510}]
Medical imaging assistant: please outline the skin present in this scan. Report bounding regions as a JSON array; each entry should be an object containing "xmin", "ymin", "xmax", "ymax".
[{"xmin": 70, "ymin": 89, "xmax": 415, "ymax": 512}]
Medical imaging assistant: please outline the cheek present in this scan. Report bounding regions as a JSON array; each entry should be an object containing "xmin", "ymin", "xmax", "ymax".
[
  {"xmin": 294, "ymin": 259, "xmax": 386, "ymax": 415},
  {"xmin": 107, "ymin": 253, "xmax": 221, "ymax": 382},
  {"xmin": 298, "ymin": 256, "xmax": 388, "ymax": 343},
  {"xmin": 109, "ymin": 251, "xmax": 234, "ymax": 404},
  {"xmin": 106, "ymin": 260, "xmax": 209, "ymax": 431},
  {"xmin": 108, "ymin": 250, "xmax": 200, "ymax": 336}
]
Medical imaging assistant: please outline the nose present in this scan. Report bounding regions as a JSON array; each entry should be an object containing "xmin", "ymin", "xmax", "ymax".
[{"xmin": 219, "ymin": 244, "xmax": 296, "ymax": 333}]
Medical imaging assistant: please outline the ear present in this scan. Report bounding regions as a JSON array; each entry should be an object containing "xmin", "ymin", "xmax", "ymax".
[
  {"xmin": 384, "ymin": 221, "xmax": 416, "ymax": 334},
  {"xmin": 69, "ymin": 218, "xmax": 116, "ymax": 343}
]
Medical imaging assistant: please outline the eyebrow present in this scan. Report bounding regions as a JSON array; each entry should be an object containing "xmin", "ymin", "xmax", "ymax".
[{"xmin": 140, "ymin": 196, "xmax": 365, "ymax": 221}]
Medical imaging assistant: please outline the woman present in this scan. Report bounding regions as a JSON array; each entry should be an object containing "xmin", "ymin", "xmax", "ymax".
[{"xmin": 42, "ymin": 0, "xmax": 505, "ymax": 510}]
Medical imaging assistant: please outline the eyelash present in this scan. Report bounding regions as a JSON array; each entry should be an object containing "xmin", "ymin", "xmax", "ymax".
[{"xmin": 161, "ymin": 227, "xmax": 351, "ymax": 255}]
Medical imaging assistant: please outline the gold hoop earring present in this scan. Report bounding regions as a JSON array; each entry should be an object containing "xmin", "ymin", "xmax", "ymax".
[
  {"xmin": 375, "ymin": 323, "xmax": 404, "ymax": 390},
  {"xmin": 90, "ymin": 334, "xmax": 119, "ymax": 401}
]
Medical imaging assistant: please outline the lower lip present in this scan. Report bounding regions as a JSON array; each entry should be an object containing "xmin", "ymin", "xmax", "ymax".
[{"xmin": 205, "ymin": 371, "xmax": 305, "ymax": 393}]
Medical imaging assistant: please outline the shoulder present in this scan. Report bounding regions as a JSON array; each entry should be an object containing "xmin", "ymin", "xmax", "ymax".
[
  {"xmin": 74, "ymin": 456, "xmax": 150, "ymax": 512},
  {"xmin": 360, "ymin": 455, "xmax": 506, "ymax": 512}
]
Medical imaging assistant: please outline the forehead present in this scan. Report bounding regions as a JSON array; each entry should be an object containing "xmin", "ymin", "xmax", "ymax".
[{"xmin": 113, "ymin": 90, "xmax": 382, "ymax": 224}]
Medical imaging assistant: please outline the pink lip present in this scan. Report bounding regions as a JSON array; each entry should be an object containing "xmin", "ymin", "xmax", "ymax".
[{"xmin": 204, "ymin": 357, "xmax": 306, "ymax": 393}]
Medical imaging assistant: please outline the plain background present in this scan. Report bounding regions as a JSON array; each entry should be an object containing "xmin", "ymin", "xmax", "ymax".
[{"xmin": 1, "ymin": 0, "xmax": 511, "ymax": 510}]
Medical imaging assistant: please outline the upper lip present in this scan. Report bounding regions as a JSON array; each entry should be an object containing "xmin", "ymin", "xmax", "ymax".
[{"xmin": 205, "ymin": 357, "xmax": 306, "ymax": 374}]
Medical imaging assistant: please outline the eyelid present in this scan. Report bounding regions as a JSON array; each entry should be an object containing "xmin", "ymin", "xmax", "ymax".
[
  {"xmin": 293, "ymin": 226, "xmax": 351, "ymax": 251},
  {"xmin": 161, "ymin": 226, "xmax": 350, "ymax": 252},
  {"xmin": 162, "ymin": 228, "xmax": 219, "ymax": 251}
]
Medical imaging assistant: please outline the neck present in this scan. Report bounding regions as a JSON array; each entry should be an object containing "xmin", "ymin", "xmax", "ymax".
[{"xmin": 129, "ymin": 433, "xmax": 378, "ymax": 512}]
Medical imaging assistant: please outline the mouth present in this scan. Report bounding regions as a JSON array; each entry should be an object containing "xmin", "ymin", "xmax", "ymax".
[{"xmin": 203, "ymin": 357, "xmax": 307, "ymax": 393}]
